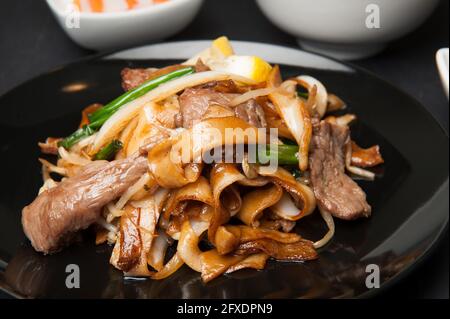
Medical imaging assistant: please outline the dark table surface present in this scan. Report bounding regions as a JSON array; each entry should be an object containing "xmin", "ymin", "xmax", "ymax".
[{"xmin": 0, "ymin": 0, "xmax": 448, "ymax": 299}]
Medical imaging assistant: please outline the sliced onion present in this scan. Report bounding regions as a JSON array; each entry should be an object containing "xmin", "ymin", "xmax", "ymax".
[
  {"xmin": 270, "ymin": 192, "xmax": 303, "ymax": 221},
  {"xmin": 296, "ymin": 75, "xmax": 328, "ymax": 118},
  {"xmin": 313, "ymin": 208, "xmax": 335, "ymax": 249},
  {"xmin": 269, "ymin": 91, "xmax": 312, "ymax": 171},
  {"xmin": 230, "ymin": 88, "xmax": 277, "ymax": 107}
]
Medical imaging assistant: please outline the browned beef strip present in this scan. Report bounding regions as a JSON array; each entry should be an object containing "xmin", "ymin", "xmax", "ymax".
[
  {"xmin": 178, "ymin": 86, "xmax": 267, "ymax": 129},
  {"xmin": 309, "ymin": 121, "xmax": 371, "ymax": 220},
  {"xmin": 178, "ymin": 87, "xmax": 237, "ymax": 128},
  {"xmin": 121, "ymin": 62, "xmax": 209, "ymax": 92},
  {"xmin": 121, "ymin": 68, "xmax": 156, "ymax": 91},
  {"xmin": 234, "ymin": 99, "xmax": 267, "ymax": 128},
  {"xmin": 22, "ymin": 156, "xmax": 148, "ymax": 254}
]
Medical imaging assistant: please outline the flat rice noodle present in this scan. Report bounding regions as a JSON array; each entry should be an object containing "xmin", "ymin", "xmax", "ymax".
[
  {"xmin": 148, "ymin": 117, "xmax": 264, "ymax": 188},
  {"xmin": 237, "ymin": 177, "xmax": 269, "ymax": 187},
  {"xmin": 110, "ymin": 205, "xmax": 141, "ymax": 273},
  {"xmin": 214, "ymin": 226, "xmax": 240, "ymax": 255},
  {"xmin": 177, "ymin": 219, "xmax": 209, "ymax": 273},
  {"xmin": 269, "ymin": 91, "xmax": 312, "ymax": 171},
  {"xmin": 165, "ymin": 201, "xmax": 213, "ymax": 241},
  {"xmin": 214, "ymin": 224, "xmax": 302, "ymax": 256},
  {"xmin": 163, "ymin": 176, "xmax": 214, "ymax": 221},
  {"xmin": 208, "ymin": 163, "xmax": 246, "ymax": 241},
  {"xmin": 126, "ymin": 103, "xmax": 171, "ymax": 157},
  {"xmin": 351, "ymin": 141, "xmax": 384, "ymax": 168},
  {"xmin": 235, "ymin": 238, "xmax": 318, "ymax": 261},
  {"xmin": 111, "ymin": 190, "xmax": 167, "ymax": 276},
  {"xmin": 151, "ymin": 252, "xmax": 184, "ymax": 280},
  {"xmin": 225, "ymin": 253, "xmax": 269, "ymax": 274},
  {"xmin": 258, "ymin": 216, "xmax": 296, "ymax": 233},
  {"xmin": 125, "ymin": 203, "xmax": 158, "ymax": 277},
  {"xmin": 257, "ymin": 166, "xmax": 316, "ymax": 220},
  {"xmin": 199, "ymin": 249, "xmax": 246, "ymax": 283},
  {"xmin": 147, "ymin": 138, "xmax": 203, "ymax": 189},
  {"xmin": 220, "ymin": 185, "xmax": 242, "ymax": 216},
  {"xmin": 226, "ymin": 225, "xmax": 302, "ymax": 244},
  {"xmin": 236, "ymin": 184, "xmax": 283, "ymax": 227}
]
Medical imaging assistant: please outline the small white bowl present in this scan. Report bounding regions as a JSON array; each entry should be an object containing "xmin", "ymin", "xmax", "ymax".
[
  {"xmin": 46, "ymin": 0, "xmax": 203, "ymax": 51},
  {"xmin": 256, "ymin": 0, "xmax": 440, "ymax": 60}
]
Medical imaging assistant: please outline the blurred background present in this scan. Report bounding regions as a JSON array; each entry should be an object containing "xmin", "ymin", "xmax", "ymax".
[{"xmin": 0, "ymin": 0, "xmax": 448, "ymax": 299}]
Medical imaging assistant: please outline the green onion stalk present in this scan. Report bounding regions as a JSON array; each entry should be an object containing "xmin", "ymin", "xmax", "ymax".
[
  {"xmin": 93, "ymin": 140, "xmax": 123, "ymax": 161},
  {"xmin": 257, "ymin": 144, "xmax": 300, "ymax": 166}
]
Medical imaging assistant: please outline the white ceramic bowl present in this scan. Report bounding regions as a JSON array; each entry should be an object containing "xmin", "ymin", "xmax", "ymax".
[
  {"xmin": 256, "ymin": 0, "xmax": 440, "ymax": 60},
  {"xmin": 46, "ymin": 0, "xmax": 204, "ymax": 51}
]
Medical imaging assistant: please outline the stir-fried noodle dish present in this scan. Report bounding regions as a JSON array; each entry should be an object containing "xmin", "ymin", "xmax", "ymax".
[{"xmin": 22, "ymin": 37, "xmax": 384, "ymax": 282}]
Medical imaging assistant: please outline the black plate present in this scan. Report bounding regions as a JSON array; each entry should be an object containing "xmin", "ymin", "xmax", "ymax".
[{"xmin": 0, "ymin": 53, "xmax": 448, "ymax": 299}]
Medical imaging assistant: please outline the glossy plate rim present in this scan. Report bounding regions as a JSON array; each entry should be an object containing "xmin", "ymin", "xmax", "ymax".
[{"xmin": 0, "ymin": 40, "xmax": 448, "ymax": 299}]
